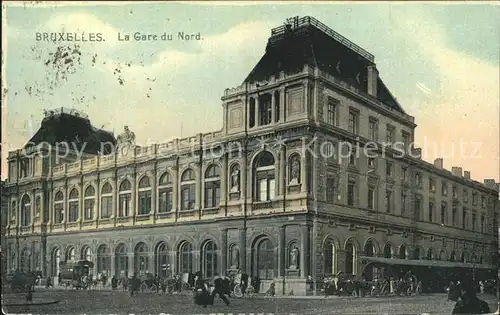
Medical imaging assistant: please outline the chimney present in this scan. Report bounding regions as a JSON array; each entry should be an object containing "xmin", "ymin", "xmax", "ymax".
[
  {"xmin": 412, "ymin": 148, "xmax": 422, "ymax": 159},
  {"xmin": 463, "ymin": 171, "xmax": 471, "ymax": 179},
  {"xmin": 434, "ymin": 158, "xmax": 443, "ymax": 169},
  {"xmin": 451, "ymin": 167, "xmax": 463, "ymax": 177},
  {"xmin": 367, "ymin": 65, "xmax": 378, "ymax": 97},
  {"xmin": 484, "ymin": 179, "xmax": 497, "ymax": 189}
]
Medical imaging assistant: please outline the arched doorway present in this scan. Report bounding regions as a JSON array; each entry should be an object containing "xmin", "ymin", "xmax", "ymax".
[
  {"xmin": 97, "ymin": 244, "xmax": 110, "ymax": 277},
  {"xmin": 155, "ymin": 242, "xmax": 169, "ymax": 278},
  {"xmin": 114, "ymin": 243, "xmax": 128, "ymax": 278},
  {"xmin": 201, "ymin": 240, "xmax": 218, "ymax": 278},
  {"xmin": 252, "ymin": 237, "xmax": 276, "ymax": 280},
  {"xmin": 323, "ymin": 238, "xmax": 337, "ymax": 276}
]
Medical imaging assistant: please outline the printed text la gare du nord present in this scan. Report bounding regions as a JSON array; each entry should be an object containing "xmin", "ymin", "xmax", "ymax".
[{"xmin": 35, "ymin": 31, "xmax": 203, "ymax": 42}]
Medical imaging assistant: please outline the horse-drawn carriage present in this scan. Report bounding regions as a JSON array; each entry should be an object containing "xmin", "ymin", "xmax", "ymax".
[{"xmin": 59, "ymin": 260, "xmax": 94, "ymax": 290}]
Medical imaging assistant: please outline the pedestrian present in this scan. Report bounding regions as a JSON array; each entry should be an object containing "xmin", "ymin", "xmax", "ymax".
[
  {"xmin": 211, "ymin": 273, "xmax": 230, "ymax": 306},
  {"xmin": 451, "ymin": 281, "xmax": 490, "ymax": 314}
]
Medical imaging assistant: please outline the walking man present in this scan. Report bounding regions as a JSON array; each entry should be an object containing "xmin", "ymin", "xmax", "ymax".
[{"xmin": 211, "ymin": 273, "xmax": 230, "ymax": 306}]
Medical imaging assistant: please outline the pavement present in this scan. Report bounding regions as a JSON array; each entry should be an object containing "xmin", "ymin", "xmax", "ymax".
[{"xmin": 2, "ymin": 288, "xmax": 498, "ymax": 315}]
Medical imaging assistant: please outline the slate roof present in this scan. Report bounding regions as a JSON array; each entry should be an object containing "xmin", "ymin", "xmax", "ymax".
[
  {"xmin": 244, "ymin": 16, "xmax": 404, "ymax": 113},
  {"xmin": 24, "ymin": 109, "xmax": 116, "ymax": 155}
]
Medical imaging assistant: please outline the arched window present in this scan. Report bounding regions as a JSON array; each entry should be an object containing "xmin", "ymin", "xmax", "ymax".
[
  {"xmin": 413, "ymin": 247, "xmax": 421, "ymax": 260},
  {"xmin": 114, "ymin": 244, "xmax": 128, "ymax": 277},
  {"xmin": 288, "ymin": 153, "xmax": 301, "ymax": 185},
  {"xmin": 54, "ymin": 191, "xmax": 64, "ymax": 223},
  {"xmin": 178, "ymin": 241, "xmax": 194, "ymax": 274},
  {"xmin": 83, "ymin": 186, "xmax": 95, "ymax": 220},
  {"xmin": 66, "ymin": 247, "xmax": 76, "ymax": 261},
  {"xmin": 21, "ymin": 195, "xmax": 31, "ymax": 226},
  {"xmin": 202, "ymin": 240, "xmax": 218, "ymax": 278},
  {"xmin": 323, "ymin": 239, "xmax": 336, "ymax": 275},
  {"xmin": 20, "ymin": 247, "xmax": 30, "ymax": 271},
  {"xmin": 68, "ymin": 188, "xmax": 79, "ymax": 222},
  {"xmin": 255, "ymin": 238, "xmax": 275, "ymax": 279},
  {"xmin": 254, "ymin": 151, "xmax": 275, "ymax": 201},
  {"xmin": 81, "ymin": 246, "xmax": 92, "ymax": 262},
  {"xmin": 204, "ymin": 165, "xmax": 221, "ymax": 208},
  {"xmin": 287, "ymin": 241, "xmax": 300, "ymax": 269},
  {"xmin": 383, "ymin": 243, "xmax": 393, "ymax": 259},
  {"xmin": 345, "ymin": 242, "xmax": 355, "ymax": 274},
  {"xmin": 450, "ymin": 251, "xmax": 456, "ymax": 261},
  {"xmin": 229, "ymin": 164, "xmax": 240, "ymax": 192},
  {"xmin": 97, "ymin": 244, "xmax": 110, "ymax": 277},
  {"xmin": 155, "ymin": 242, "xmax": 169, "ymax": 278},
  {"xmin": 101, "ymin": 183, "xmax": 113, "ymax": 219},
  {"xmin": 364, "ymin": 240, "xmax": 375, "ymax": 257},
  {"xmin": 399, "ymin": 245, "xmax": 407, "ymax": 259},
  {"xmin": 51, "ymin": 248, "xmax": 61, "ymax": 276},
  {"xmin": 427, "ymin": 248, "xmax": 434, "ymax": 260},
  {"xmin": 181, "ymin": 169, "xmax": 196, "ymax": 210},
  {"xmin": 158, "ymin": 172, "xmax": 173, "ymax": 213},
  {"xmin": 134, "ymin": 242, "xmax": 149, "ymax": 275},
  {"xmin": 119, "ymin": 179, "xmax": 132, "ymax": 217},
  {"xmin": 138, "ymin": 176, "xmax": 152, "ymax": 215}
]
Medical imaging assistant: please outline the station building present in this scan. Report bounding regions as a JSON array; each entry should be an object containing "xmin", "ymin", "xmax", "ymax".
[{"xmin": 3, "ymin": 16, "xmax": 499, "ymax": 295}]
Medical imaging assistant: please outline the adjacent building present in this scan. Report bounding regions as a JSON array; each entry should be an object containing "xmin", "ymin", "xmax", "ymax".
[{"xmin": 3, "ymin": 16, "xmax": 499, "ymax": 295}]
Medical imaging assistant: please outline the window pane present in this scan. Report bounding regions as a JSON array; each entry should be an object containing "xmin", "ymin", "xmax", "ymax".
[
  {"xmin": 259, "ymin": 179, "xmax": 267, "ymax": 201},
  {"xmin": 269, "ymin": 179, "xmax": 275, "ymax": 199}
]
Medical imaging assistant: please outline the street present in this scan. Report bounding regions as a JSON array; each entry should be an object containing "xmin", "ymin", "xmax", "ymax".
[{"xmin": 3, "ymin": 289, "xmax": 498, "ymax": 315}]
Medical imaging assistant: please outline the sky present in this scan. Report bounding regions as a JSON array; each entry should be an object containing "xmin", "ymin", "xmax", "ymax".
[{"xmin": 1, "ymin": 1, "xmax": 499, "ymax": 182}]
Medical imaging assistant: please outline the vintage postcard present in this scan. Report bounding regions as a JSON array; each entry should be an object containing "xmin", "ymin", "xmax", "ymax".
[{"xmin": 1, "ymin": 1, "xmax": 499, "ymax": 315}]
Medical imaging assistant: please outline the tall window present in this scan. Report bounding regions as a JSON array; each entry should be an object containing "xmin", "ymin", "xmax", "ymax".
[
  {"xmin": 471, "ymin": 212, "xmax": 476, "ymax": 231},
  {"xmin": 364, "ymin": 241, "xmax": 375, "ymax": 257},
  {"xmin": 383, "ymin": 244, "xmax": 392, "ymax": 259},
  {"xmin": 54, "ymin": 191, "xmax": 64, "ymax": 223},
  {"xmin": 326, "ymin": 176, "xmax": 336, "ymax": 203},
  {"xmin": 401, "ymin": 167, "xmax": 407, "ymax": 181},
  {"xmin": 385, "ymin": 190, "xmax": 392, "ymax": 213},
  {"xmin": 100, "ymin": 183, "xmax": 113, "ymax": 219},
  {"xmin": 399, "ymin": 245, "xmax": 407, "ymax": 259},
  {"xmin": 413, "ymin": 247, "xmax": 421, "ymax": 260},
  {"xmin": 256, "ymin": 238, "xmax": 275, "ymax": 279},
  {"xmin": 463, "ymin": 188, "xmax": 468, "ymax": 202},
  {"xmin": 429, "ymin": 178, "xmax": 436, "ymax": 192},
  {"xmin": 96, "ymin": 244, "xmax": 110, "ymax": 277},
  {"xmin": 401, "ymin": 132, "xmax": 410, "ymax": 152},
  {"xmin": 368, "ymin": 118, "xmax": 378, "ymax": 141},
  {"xmin": 414, "ymin": 195, "xmax": 421, "ymax": 221},
  {"xmin": 118, "ymin": 179, "xmax": 132, "ymax": 217},
  {"xmin": 155, "ymin": 242, "xmax": 169, "ymax": 278},
  {"xmin": 348, "ymin": 111, "xmax": 358, "ymax": 134},
  {"xmin": 51, "ymin": 248, "xmax": 61, "ymax": 276},
  {"xmin": 82, "ymin": 246, "xmax": 92, "ymax": 261},
  {"xmin": 66, "ymin": 247, "xmax": 75, "ymax": 261},
  {"xmin": 440, "ymin": 202, "xmax": 446, "ymax": 224},
  {"xmin": 386, "ymin": 125, "xmax": 395, "ymax": 144},
  {"xmin": 428, "ymin": 202, "xmax": 434, "ymax": 222},
  {"xmin": 68, "ymin": 189, "xmax": 79, "ymax": 222},
  {"xmin": 254, "ymin": 151, "xmax": 275, "ymax": 201},
  {"xmin": 347, "ymin": 181, "xmax": 355, "ymax": 206},
  {"xmin": 202, "ymin": 240, "xmax": 218, "ymax": 278},
  {"xmin": 386, "ymin": 161, "xmax": 393, "ymax": 177},
  {"xmin": 345, "ymin": 242, "xmax": 354, "ymax": 274},
  {"xmin": 415, "ymin": 173, "xmax": 421, "ymax": 187},
  {"xmin": 83, "ymin": 186, "xmax": 95, "ymax": 220},
  {"xmin": 462, "ymin": 208, "xmax": 467, "ymax": 229},
  {"xmin": 481, "ymin": 214, "xmax": 485, "ymax": 233},
  {"xmin": 204, "ymin": 165, "xmax": 221, "ymax": 208},
  {"xmin": 114, "ymin": 244, "xmax": 128, "ymax": 277},
  {"xmin": 259, "ymin": 94, "xmax": 272, "ymax": 126},
  {"xmin": 441, "ymin": 181, "xmax": 448, "ymax": 196},
  {"xmin": 427, "ymin": 248, "xmax": 434, "ymax": 260},
  {"xmin": 367, "ymin": 187, "xmax": 375, "ymax": 210},
  {"xmin": 323, "ymin": 239, "xmax": 336, "ymax": 275},
  {"xmin": 178, "ymin": 241, "xmax": 193, "ymax": 274},
  {"xmin": 21, "ymin": 195, "xmax": 31, "ymax": 226},
  {"xmin": 134, "ymin": 242, "xmax": 149, "ymax": 276},
  {"xmin": 452, "ymin": 186, "xmax": 458, "ymax": 198},
  {"xmin": 327, "ymin": 98, "xmax": 337, "ymax": 126},
  {"xmin": 158, "ymin": 172, "xmax": 173, "ymax": 213},
  {"xmin": 138, "ymin": 176, "xmax": 152, "ymax": 215},
  {"xmin": 181, "ymin": 169, "xmax": 196, "ymax": 210},
  {"xmin": 401, "ymin": 192, "xmax": 407, "ymax": 216},
  {"xmin": 452, "ymin": 207, "xmax": 458, "ymax": 226}
]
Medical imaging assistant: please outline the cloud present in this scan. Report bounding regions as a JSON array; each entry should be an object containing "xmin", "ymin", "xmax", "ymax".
[{"xmin": 394, "ymin": 11, "xmax": 499, "ymax": 181}]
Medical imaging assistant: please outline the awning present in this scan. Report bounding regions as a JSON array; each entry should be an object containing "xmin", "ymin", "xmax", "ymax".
[{"xmin": 360, "ymin": 256, "xmax": 495, "ymax": 270}]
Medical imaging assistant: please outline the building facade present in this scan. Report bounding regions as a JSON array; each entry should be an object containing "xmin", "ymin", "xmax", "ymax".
[{"xmin": 3, "ymin": 16, "xmax": 499, "ymax": 295}]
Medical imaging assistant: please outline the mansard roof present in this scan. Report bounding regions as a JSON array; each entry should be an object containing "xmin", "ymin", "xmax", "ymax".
[
  {"xmin": 24, "ymin": 108, "xmax": 116, "ymax": 155},
  {"xmin": 244, "ymin": 16, "xmax": 404, "ymax": 113}
]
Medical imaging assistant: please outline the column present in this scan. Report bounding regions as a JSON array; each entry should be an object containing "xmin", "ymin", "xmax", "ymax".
[
  {"xmin": 300, "ymin": 152, "xmax": 308, "ymax": 193},
  {"xmin": 79, "ymin": 179, "xmax": 84, "ymax": 226},
  {"xmin": 254, "ymin": 96, "xmax": 259, "ymax": 127},
  {"xmin": 279, "ymin": 146, "xmax": 286, "ymax": 195},
  {"xmin": 128, "ymin": 251, "xmax": 134, "ymax": 275},
  {"xmin": 193, "ymin": 250, "xmax": 201, "ymax": 273},
  {"xmin": 148, "ymin": 251, "xmax": 154, "ymax": 274},
  {"xmin": 239, "ymin": 228, "xmax": 247, "ymax": 272},
  {"xmin": 221, "ymin": 154, "xmax": 228, "ymax": 203},
  {"xmin": 279, "ymin": 87, "xmax": 285, "ymax": 122},
  {"xmin": 151, "ymin": 170, "xmax": 157, "ymax": 217},
  {"xmin": 133, "ymin": 173, "xmax": 138, "ymax": 217},
  {"xmin": 94, "ymin": 177, "xmax": 100, "ymax": 221},
  {"xmin": 271, "ymin": 92, "xmax": 276, "ymax": 124},
  {"xmin": 278, "ymin": 226, "xmax": 286, "ymax": 276},
  {"xmin": 195, "ymin": 162, "xmax": 202, "ymax": 211},
  {"xmin": 241, "ymin": 143, "xmax": 248, "ymax": 202},
  {"xmin": 63, "ymin": 180, "xmax": 68, "ymax": 225},
  {"xmin": 300, "ymin": 225, "xmax": 309, "ymax": 278},
  {"xmin": 221, "ymin": 229, "xmax": 228, "ymax": 274},
  {"xmin": 303, "ymin": 81, "xmax": 309, "ymax": 114},
  {"xmin": 110, "ymin": 254, "xmax": 115, "ymax": 277},
  {"xmin": 171, "ymin": 165, "xmax": 178, "ymax": 214}
]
